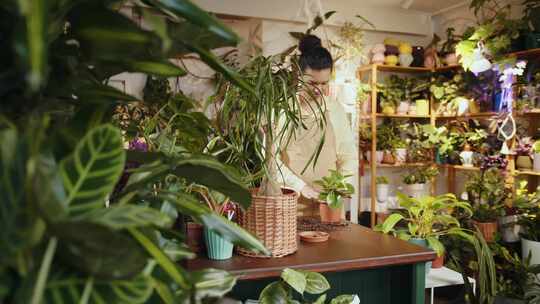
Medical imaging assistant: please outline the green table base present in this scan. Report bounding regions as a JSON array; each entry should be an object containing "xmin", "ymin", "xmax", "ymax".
[{"xmin": 230, "ymin": 263, "xmax": 426, "ymax": 304}]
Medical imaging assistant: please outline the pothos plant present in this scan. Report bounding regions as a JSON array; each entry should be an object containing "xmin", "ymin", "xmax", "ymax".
[
  {"xmin": 259, "ymin": 268, "xmax": 359, "ymax": 304},
  {"xmin": 402, "ymin": 167, "xmax": 439, "ymax": 185},
  {"xmin": 376, "ymin": 193, "xmax": 473, "ymax": 256},
  {"xmin": 314, "ymin": 170, "xmax": 355, "ymax": 209}
]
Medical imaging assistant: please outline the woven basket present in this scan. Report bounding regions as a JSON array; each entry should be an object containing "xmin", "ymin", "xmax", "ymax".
[{"xmin": 237, "ymin": 188, "xmax": 298, "ymax": 258}]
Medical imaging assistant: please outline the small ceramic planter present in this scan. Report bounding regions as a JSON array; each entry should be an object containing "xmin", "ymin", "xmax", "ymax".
[
  {"xmin": 395, "ymin": 148, "xmax": 407, "ymax": 163},
  {"xmin": 367, "ymin": 151, "xmax": 384, "ymax": 164},
  {"xmin": 415, "ymin": 99, "xmax": 429, "ymax": 116},
  {"xmin": 516, "ymin": 155, "xmax": 533, "ymax": 170},
  {"xmin": 376, "ymin": 184, "xmax": 390, "ymax": 203},
  {"xmin": 204, "ymin": 228, "xmax": 234, "ymax": 260},
  {"xmin": 499, "ymin": 215, "xmax": 520, "ymax": 243},
  {"xmin": 534, "ymin": 153, "xmax": 540, "ymax": 172},
  {"xmin": 397, "ymin": 101, "xmax": 410, "ymax": 114},
  {"xmin": 407, "ymin": 105, "xmax": 416, "ymax": 115},
  {"xmin": 522, "ymin": 238, "xmax": 540, "ymax": 266},
  {"xmin": 399, "ymin": 53, "xmax": 413, "ymax": 67},
  {"xmin": 319, "ymin": 203, "xmax": 342, "ymax": 223},
  {"xmin": 460, "ymin": 151, "xmax": 474, "ymax": 167},
  {"xmin": 382, "ymin": 151, "xmax": 395, "ymax": 164},
  {"xmin": 432, "ymin": 254, "xmax": 444, "ymax": 268},
  {"xmin": 473, "ymin": 220, "xmax": 498, "ymax": 243},
  {"xmin": 406, "ymin": 183, "xmax": 426, "ymax": 198}
]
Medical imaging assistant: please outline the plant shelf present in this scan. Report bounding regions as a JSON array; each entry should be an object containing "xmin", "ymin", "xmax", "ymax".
[
  {"xmin": 376, "ymin": 113, "xmax": 431, "ymax": 118},
  {"xmin": 357, "ymin": 64, "xmax": 432, "ymax": 74},
  {"xmin": 515, "ymin": 170, "xmax": 540, "ymax": 176},
  {"xmin": 438, "ymin": 164, "xmax": 481, "ymax": 171},
  {"xmin": 435, "ymin": 65, "xmax": 462, "ymax": 72},
  {"xmin": 374, "ymin": 163, "xmax": 432, "ymax": 168},
  {"xmin": 507, "ymin": 48, "xmax": 540, "ymax": 59},
  {"xmin": 435, "ymin": 112, "xmax": 497, "ymax": 120}
]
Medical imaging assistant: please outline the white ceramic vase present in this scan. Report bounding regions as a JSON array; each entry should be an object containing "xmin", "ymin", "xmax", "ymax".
[
  {"xmin": 397, "ymin": 101, "xmax": 410, "ymax": 114},
  {"xmin": 395, "ymin": 148, "xmax": 407, "ymax": 163},
  {"xmin": 399, "ymin": 53, "xmax": 413, "ymax": 67},
  {"xmin": 522, "ymin": 238, "xmax": 540, "ymax": 265},
  {"xmin": 534, "ymin": 153, "xmax": 540, "ymax": 172},
  {"xmin": 376, "ymin": 184, "xmax": 390, "ymax": 203},
  {"xmin": 406, "ymin": 183, "xmax": 426, "ymax": 198},
  {"xmin": 499, "ymin": 215, "xmax": 520, "ymax": 243},
  {"xmin": 460, "ymin": 151, "xmax": 474, "ymax": 167}
]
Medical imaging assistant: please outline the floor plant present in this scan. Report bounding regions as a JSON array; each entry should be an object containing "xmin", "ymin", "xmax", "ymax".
[{"xmin": 0, "ymin": 0, "xmax": 269, "ymax": 303}]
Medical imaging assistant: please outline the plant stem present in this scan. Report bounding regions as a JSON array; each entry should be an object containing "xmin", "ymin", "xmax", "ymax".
[
  {"xmin": 79, "ymin": 277, "xmax": 94, "ymax": 304},
  {"xmin": 30, "ymin": 237, "xmax": 58, "ymax": 304}
]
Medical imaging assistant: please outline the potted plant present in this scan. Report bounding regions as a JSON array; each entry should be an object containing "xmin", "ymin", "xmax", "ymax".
[
  {"xmin": 402, "ymin": 167, "xmax": 439, "ymax": 198},
  {"xmin": 439, "ymin": 27, "xmax": 460, "ymax": 65},
  {"xmin": 461, "ymin": 129, "xmax": 488, "ymax": 167},
  {"xmin": 377, "ymin": 77, "xmax": 402, "ymax": 114},
  {"xmin": 376, "ymin": 176, "xmax": 390, "ymax": 203},
  {"xmin": 393, "ymin": 138, "xmax": 407, "ymax": 164},
  {"xmin": 515, "ymin": 137, "xmax": 534, "ymax": 170},
  {"xmin": 533, "ymin": 140, "xmax": 540, "ymax": 172},
  {"xmin": 515, "ymin": 183, "xmax": 540, "ymax": 265},
  {"xmin": 357, "ymin": 82, "xmax": 372, "ymax": 114},
  {"xmin": 314, "ymin": 170, "xmax": 355, "ymax": 223},
  {"xmin": 423, "ymin": 125, "xmax": 456, "ymax": 164},
  {"xmin": 216, "ymin": 56, "xmax": 326, "ymax": 257},
  {"xmin": 377, "ymin": 123, "xmax": 398, "ymax": 164},
  {"xmin": 377, "ymin": 193, "xmax": 473, "ymax": 271},
  {"xmin": 465, "ymin": 168, "xmax": 510, "ymax": 242}
]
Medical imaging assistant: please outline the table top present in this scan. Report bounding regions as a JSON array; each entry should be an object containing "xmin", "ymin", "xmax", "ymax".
[
  {"xmin": 426, "ymin": 267, "xmax": 476, "ymax": 289},
  {"xmin": 185, "ymin": 224, "xmax": 436, "ymax": 280}
]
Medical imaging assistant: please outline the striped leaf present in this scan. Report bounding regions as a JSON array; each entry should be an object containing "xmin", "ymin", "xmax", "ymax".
[
  {"xmin": 59, "ymin": 124, "xmax": 125, "ymax": 214},
  {"xmin": 74, "ymin": 205, "xmax": 173, "ymax": 230},
  {"xmin": 42, "ymin": 271, "xmax": 153, "ymax": 304}
]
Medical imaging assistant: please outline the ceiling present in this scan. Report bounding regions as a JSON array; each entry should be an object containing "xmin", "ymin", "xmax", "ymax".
[{"xmin": 361, "ymin": 0, "xmax": 470, "ymax": 14}]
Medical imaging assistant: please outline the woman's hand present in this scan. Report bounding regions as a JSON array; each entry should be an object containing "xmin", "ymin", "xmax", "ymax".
[{"xmin": 301, "ymin": 185, "xmax": 320, "ymax": 200}]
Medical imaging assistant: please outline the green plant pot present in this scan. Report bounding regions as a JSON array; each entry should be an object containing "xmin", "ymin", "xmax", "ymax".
[
  {"xmin": 408, "ymin": 238, "xmax": 432, "ymax": 274},
  {"xmin": 204, "ymin": 228, "xmax": 234, "ymax": 260},
  {"xmin": 415, "ymin": 99, "xmax": 429, "ymax": 116}
]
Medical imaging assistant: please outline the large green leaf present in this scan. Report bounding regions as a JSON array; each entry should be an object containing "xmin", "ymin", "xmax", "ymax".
[
  {"xmin": 161, "ymin": 193, "xmax": 269, "ymax": 255},
  {"xmin": 42, "ymin": 271, "xmax": 154, "ymax": 304},
  {"xmin": 149, "ymin": 0, "xmax": 239, "ymax": 44},
  {"xmin": 166, "ymin": 20, "xmax": 235, "ymax": 56},
  {"xmin": 259, "ymin": 281, "xmax": 287, "ymax": 304},
  {"xmin": 59, "ymin": 124, "xmax": 125, "ymax": 214},
  {"xmin": 113, "ymin": 60, "xmax": 186, "ymax": 77},
  {"xmin": 330, "ymin": 295, "xmax": 356, "ymax": 304},
  {"xmin": 123, "ymin": 154, "xmax": 251, "ymax": 208},
  {"xmin": 0, "ymin": 128, "xmax": 46, "ymax": 263},
  {"xmin": 74, "ymin": 205, "xmax": 173, "ymax": 230},
  {"xmin": 190, "ymin": 268, "xmax": 237, "ymax": 301},
  {"xmin": 281, "ymin": 268, "xmax": 306, "ymax": 295},
  {"xmin": 302, "ymin": 271, "xmax": 330, "ymax": 294},
  {"xmin": 50, "ymin": 221, "xmax": 147, "ymax": 279}
]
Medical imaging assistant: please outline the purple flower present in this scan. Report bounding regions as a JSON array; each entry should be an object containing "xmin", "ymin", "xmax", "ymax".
[
  {"xmin": 128, "ymin": 138, "xmax": 148, "ymax": 152},
  {"xmin": 480, "ymin": 154, "xmax": 508, "ymax": 171},
  {"xmin": 516, "ymin": 137, "xmax": 533, "ymax": 156}
]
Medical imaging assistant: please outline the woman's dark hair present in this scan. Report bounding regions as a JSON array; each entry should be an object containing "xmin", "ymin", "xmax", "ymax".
[{"xmin": 298, "ymin": 35, "xmax": 333, "ymax": 72}]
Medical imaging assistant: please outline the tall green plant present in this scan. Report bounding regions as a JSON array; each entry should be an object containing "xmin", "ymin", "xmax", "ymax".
[
  {"xmin": 214, "ymin": 56, "xmax": 326, "ymax": 196},
  {"xmin": 0, "ymin": 0, "xmax": 269, "ymax": 303}
]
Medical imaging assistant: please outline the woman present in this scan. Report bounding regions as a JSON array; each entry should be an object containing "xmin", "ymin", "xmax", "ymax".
[{"xmin": 278, "ymin": 35, "xmax": 357, "ymax": 217}]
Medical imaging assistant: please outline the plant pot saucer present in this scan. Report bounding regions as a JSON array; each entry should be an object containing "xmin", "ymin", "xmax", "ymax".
[{"xmin": 299, "ymin": 231, "xmax": 329, "ymax": 243}]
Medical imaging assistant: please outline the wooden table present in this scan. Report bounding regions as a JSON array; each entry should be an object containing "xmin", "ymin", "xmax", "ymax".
[{"xmin": 186, "ymin": 224, "xmax": 435, "ymax": 304}]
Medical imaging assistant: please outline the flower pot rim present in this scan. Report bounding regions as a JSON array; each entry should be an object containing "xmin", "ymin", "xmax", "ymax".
[{"xmin": 250, "ymin": 187, "xmax": 298, "ymax": 198}]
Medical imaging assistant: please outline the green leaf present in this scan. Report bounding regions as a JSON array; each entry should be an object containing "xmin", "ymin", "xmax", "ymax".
[
  {"xmin": 426, "ymin": 236, "xmax": 445, "ymax": 257},
  {"xmin": 314, "ymin": 294, "xmax": 327, "ymax": 304},
  {"xmin": 59, "ymin": 124, "xmax": 125, "ymax": 214},
  {"xmin": 143, "ymin": 9, "xmax": 171, "ymax": 52},
  {"xmin": 149, "ymin": 0, "xmax": 239, "ymax": 44},
  {"xmin": 74, "ymin": 205, "xmax": 173, "ymax": 230},
  {"xmin": 380, "ymin": 213, "xmax": 404, "ymax": 234},
  {"xmin": 190, "ymin": 268, "xmax": 237, "ymax": 301},
  {"xmin": 76, "ymin": 83, "xmax": 138, "ymax": 103},
  {"xmin": 161, "ymin": 193, "xmax": 269, "ymax": 255},
  {"xmin": 42, "ymin": 270, "xmax": 154, "ymax": 304},
  {"xmin": 16, "ymin": 0, "xmax": 47, "ymax": 91},
  {"xmin": 330, "ymin": 295, "xmax": 356, "ymax": 304},
  {"xmin": 259, "ymin": 282, "xmax": 287, "ymax": 304},
  {"xmin": 50, "ymin": 221, "xmax": 147, "ymax": 279},
  {"xmin": 302, "ymin": 271, "xmax": 330, "ymax": 294},
  {"xmin": 281, "ymin": 268, "xmax": 306, "ymax": 295},
  {"xmin": 115, "ymin": 60, "xmax": 186, "ymax": 77}
]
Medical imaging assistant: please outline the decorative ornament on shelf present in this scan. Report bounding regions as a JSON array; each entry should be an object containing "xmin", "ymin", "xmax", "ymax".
[{"xmin": 371, "ymin": 44, "xmax": 386, "ymax": 64}]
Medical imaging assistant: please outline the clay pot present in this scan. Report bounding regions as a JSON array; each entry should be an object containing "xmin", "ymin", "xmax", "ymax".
[
  {"xmin": 444, "ymin": 53, "xmax": 458, "ymax": 65},
  {"xmin": 474, "ymin": 220, "xmax": 498, "ymax": 242},
  {"xmin": 432, "ymin": 254, "xmax": 445, "ymax": 268},
  {"xmin": 186, "ymin": 222, "xmax": 204, "ymax": 253},
  {"xmin": 382, "ymin": 151, "xmax": 396, "ymax": 164},
  {"xmin": 319, "ymin": 203, "xmax": 342, "ymax": 223}
]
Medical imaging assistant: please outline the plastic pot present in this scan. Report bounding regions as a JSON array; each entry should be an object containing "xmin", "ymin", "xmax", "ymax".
[
  {"xmin": 395, "ymin": 148, "xmax": 407, "ymax": 163},
  {"xmin": 415, "ymin": 99, "xmax": 429, "ymax": 116},
  {"xmin": 516, "ymin": 155, "xmax": 533, "ymax": 170},
  {"xmin": 499, "ymin": 215, "xmax": 520, "ymax": 243},
  {"xmin": 204, "ymin": 228, "xmax": 234, "ymax": 260}
]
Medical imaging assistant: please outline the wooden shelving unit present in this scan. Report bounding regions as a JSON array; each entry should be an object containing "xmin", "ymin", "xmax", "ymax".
[
  {"xmin": 435, "ymin": 112, "xmax": 498, "ymax": 120},
  {"xmin": 376, "ymin": 113, "xmax": 431, "ymax": 119},
  {"xmin": 376, "ymin": 163, "xmax": 432, "ymax": 168},
  {"xmin": 516, "ymin": 170, "xmax": 540, "ymax": 176}
]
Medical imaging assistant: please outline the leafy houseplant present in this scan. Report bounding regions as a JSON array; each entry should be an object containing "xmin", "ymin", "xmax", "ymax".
[
  {"xmin": 465, "ymin": 168, "xmax": 510, "ymax": 242},
  {"xmin": 515, "ymin": 183, "xmax": 540, "ymax": 266},
  {"xmin": 215, "ymin": 55, "xmax": 326, "ymax": 257},
  {"xmin": 377, "ymin": 193, "xmax": 473, "ymax": 262},
  {"xmin": 376, "ymin": 176, "xmax": 390, "ymax": 203},
  {"xmin": 402, "ymin": 167, "xmax": 439, "ymax": 198},
  {"xmin": 533, "ymin": 140, "xmax": 540, "ymax": 172},
  {"xmin": 314, "ymin": 170, "xmax": 355, "ymax": 223},
  {"xmin": 258, "ymin": 268, "xmax": 358, "ymax": 304},
  {"xmin": 0, "ymin": 1, "xmax": 269, "ymax": 303}
]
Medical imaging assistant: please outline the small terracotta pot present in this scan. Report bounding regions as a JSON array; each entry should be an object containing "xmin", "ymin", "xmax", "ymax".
[
  {"xmin": 319, "ymin": 203, "xmax": 342, "ymax": 223},
  {"xmin": 382, "ymin": 151, "xmax": 396, "ymax": 164},
  {"xmin": 432, "ymin": 254, "xmax": 445, "ymax": 268},
  {"xmin": 474, "ymin": 220, "xmax": 498, "ymax": 242},
  {"xmin": 186, "ymin": 222, "xmax": 204, "ymax": 253}
]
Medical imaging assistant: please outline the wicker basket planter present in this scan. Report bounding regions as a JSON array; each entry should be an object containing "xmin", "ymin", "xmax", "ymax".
[{"xmin": 237, "ymin": 188, "xmax": 298, "ymax": 258}]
